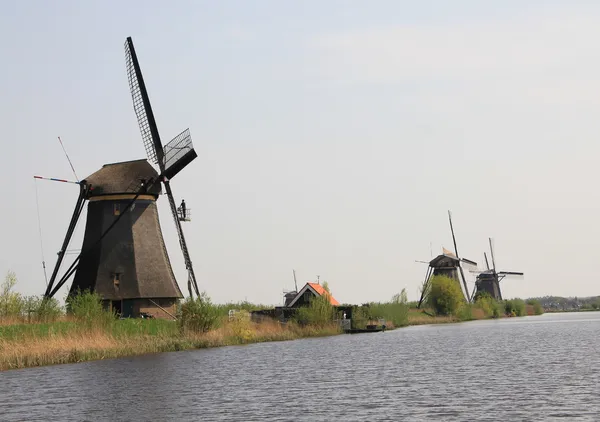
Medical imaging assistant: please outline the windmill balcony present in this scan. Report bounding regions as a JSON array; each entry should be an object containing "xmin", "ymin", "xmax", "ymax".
[{"xmin": 177, "ymin": 207, "xmax": 191, "ymax": 222}]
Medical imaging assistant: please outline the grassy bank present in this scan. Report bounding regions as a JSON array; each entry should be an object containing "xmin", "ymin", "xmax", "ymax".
[
  {"xmin": 0, "ymin": 317, "xmax": 340, "ymax": 371},
  {"xmin": 0, "ymin": 304, "xmax": 538, "ymax": 371},
  {"xmin": 0, "ymin": 273, "xmax": 544, "ymax": 371}
]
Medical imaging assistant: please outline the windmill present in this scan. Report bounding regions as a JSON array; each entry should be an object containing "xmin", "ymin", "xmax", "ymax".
[
  {"xmin": 417, "ymin": 211, "xmax": 477, "ymax": 308},
  {"xmin": 282, "ymin": 269, "xmax": 299, "ymax": 306},
  {"xmin": 42, "ymin": 36, "xmax": 200, "ymax": 318},
  {"xmin": 470, "ymin": 238, "xmax": 524, "ymax": 301}
]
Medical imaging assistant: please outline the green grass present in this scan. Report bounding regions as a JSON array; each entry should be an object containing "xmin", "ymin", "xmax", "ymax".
[
  {"xmin": 367, "ymin": 302, "xmax": 409, "ymax": 327},
  {"xmin": 0, "ymin": 319, "xmax": 180, "ymax": 341},
  {"xmin": 110, "ymin": 319, "xmax": 179, "ymax": 337},
  {"xmin": 0, "ymin": 321, "xmax": 78, "ymax": 341}
]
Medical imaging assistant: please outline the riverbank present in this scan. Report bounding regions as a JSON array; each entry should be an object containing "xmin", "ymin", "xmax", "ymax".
[
  {"xmin": 0, "ymin": 317, "xmax": 341, "ymax": 371},
  {"xmin": 0, "ymin": 306, "xmax": 542, "ymax": 371}
]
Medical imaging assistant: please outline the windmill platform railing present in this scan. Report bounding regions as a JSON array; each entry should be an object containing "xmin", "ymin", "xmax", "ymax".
[{"xmin": 177, "ymin": 207, "xmax": 191, "ymax": 222}]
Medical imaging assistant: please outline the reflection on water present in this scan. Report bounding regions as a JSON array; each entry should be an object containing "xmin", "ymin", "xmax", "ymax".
[{"xmin": 1, "ymin": 312, "xmax": 599, "ymax": 421}]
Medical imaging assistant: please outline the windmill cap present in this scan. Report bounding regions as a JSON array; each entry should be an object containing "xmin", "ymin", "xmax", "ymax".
[{"xmin": 83, "ymin": 158, "xmax": 162, "ymax": 197}]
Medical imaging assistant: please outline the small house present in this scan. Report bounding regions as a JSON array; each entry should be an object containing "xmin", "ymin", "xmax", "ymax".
[{"xmin": 286, "ymin": 282, "xmax": 340, "ymax": 308}]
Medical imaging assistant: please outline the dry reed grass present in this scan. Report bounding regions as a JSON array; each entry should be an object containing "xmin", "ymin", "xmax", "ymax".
[
  {"xmin": 2, "ymin": 304, "xmax": 525, "ymax": 371},
  {"xmin": 470, "ymin": 307, "xmax": 486, "ymax": 320},
  {"xmin": 0, "ymin": 318, "xmax": 341, "ymax": 371},
  {"xmin": 407, "ymin": 311, "xmax": 457, "ymax": 326}
]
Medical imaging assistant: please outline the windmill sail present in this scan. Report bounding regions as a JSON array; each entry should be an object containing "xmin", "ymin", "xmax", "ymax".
[
  {"xmin": 124, "ymin": 36, "xmax": 200, "ymax": 298},
  {"xmin": 448, "ymin": 210, "xmax": 470, "ymax": 301},
  {"xmin": 125, "ymin": 37, "xmax": 163, "ymax": 166},
  {"xmin": 163, "ymin": 128, "xmax": 198, "ymax": 180}
]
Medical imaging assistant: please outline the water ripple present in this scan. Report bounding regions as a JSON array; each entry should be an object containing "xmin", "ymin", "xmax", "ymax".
[{"xmin": 1, "ymin": 312, "xmax": 599, "ymax": 421}]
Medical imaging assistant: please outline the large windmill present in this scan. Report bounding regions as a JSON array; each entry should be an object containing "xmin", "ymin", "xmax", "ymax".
[
  {"xmin": 42, "ymin": 37, "xmax": 200, "ymax": 318},
  {"xmin": 417, "ymin": 211, "xmax": 477, "ymax": 308},
  {"xmin": 470, "ymin": 238, "xmax": 524, "ymax": 301}
]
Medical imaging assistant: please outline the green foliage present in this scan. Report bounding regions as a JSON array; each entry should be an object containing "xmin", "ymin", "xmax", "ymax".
[
  {"xmin": 475, "ymin": 293, "xmax": 501, "ymax": 318},
  {"xmin": 350, "ymin": 305, "xmax": 369, "ymax": 329},
  {"xmin": 391, "ymin": 288, "xmax": 408, "ymax": 305},
  {"xmin": 456, "ymin": 303, "xmax": 474, "ymax": 321},
  {"xmin": 213, "ymin": 300, "xmax": 269, "ymax": 317},
  {"xmin": 111, "ymin": 318, "xmax": 178, "ymax": 337},
  {"xmin": 407, "ymin": 300, "xmax": 420, "ymax": 309},
  {"xmin": 179, "ymin": 292, "xmax": 221, "ymax": 333},
  {"xmin": 1, "ymin": 271, "xmax": 23, "ymax": 318},
  {"xmin": 0, "ymin": 272, "xmax": 63, "ymax": 322},
  {"xmin": 67, "ymin": 290, "xmax": 114, "ymax": 327},
  {"xmin": 426, "ymin": 275, "xmax": 466, "ymax": 316},
  {"xmin": 526, "ymin": 299, "xmax": 544, "ymax": 315},
  {"xmin": 23, "ymin": 296, "xmax": 63, "ymax": 323},
  {"xmin": 367, "ymin": 289, "xmax": 410, "ymax": 327},
  {"xmin": 294, "ymin": 294, "xmax": 336, "ymax": 326},
  {"xmin": 504, "ymin": 298, "xmax": 526, "ymax": 316},
  {"xmin": 369, "ymin": 302, "xmax": 409, "ymax": 327}
]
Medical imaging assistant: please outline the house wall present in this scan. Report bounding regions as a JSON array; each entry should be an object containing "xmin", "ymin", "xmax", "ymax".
[
  {"xmin": 104, "ymin": 298, "xmax": 178, "ymax": 319},
  {"xmin": 133, "ymin": 298, "xmax": 178, "ymax": 319}
]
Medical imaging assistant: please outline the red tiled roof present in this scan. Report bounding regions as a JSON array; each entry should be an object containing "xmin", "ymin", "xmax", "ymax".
[{"xmin": 307, "ymin": 282, "xmax": 340, "ymax": 306}]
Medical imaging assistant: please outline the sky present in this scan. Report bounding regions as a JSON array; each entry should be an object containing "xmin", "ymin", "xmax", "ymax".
[{"xmin": 1, "ymin": 1, "xmax": 600, "ymax": 305}]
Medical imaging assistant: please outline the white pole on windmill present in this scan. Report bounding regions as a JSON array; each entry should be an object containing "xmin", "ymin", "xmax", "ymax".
[
  {"xmin": 57, "ymin": 136, "xmax": 79, "ymax": 182},
  {"xmin": 293, "ymin": 269, "xmax": 298, "ymax": 292}
]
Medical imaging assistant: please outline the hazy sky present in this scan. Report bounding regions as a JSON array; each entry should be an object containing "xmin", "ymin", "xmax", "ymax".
[{"xmin": 1, "ymin": 1, "xmax": 599, "ymax": 305}]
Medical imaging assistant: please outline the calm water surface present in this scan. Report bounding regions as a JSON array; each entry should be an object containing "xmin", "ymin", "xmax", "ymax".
[{"xmin": 1, "ymin": 312, "xmax": 599, "ymax": 421}]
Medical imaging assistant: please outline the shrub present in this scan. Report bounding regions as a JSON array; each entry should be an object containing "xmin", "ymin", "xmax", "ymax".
[
  {"xmin": 426, "ymin": 275, "xmax": 466, "ymax": 316},
  {"xmin": 350, "ymin": 305, "xmax": 370, "ymax": 329},
  {"xmin": 67, "ymin": 289, "xmax": 114, "ymax": 327},
  {"xmin": 0, "ymin": 271, "xmax": 24, "ymax": 319},
  {"xmin": 368, "ymin": 289, "xmax": 410, "ymax": 327},
  {"xmin": 526, "ymin": 299, "xmax": 544, "ymax": 315},
  {"xmin": 456, "ymin": 303, "xmax": 474, "ymax": 321},
  {"xmin": 504, "ymin": 298, "xmax": 526, "ymax": 316},
  {"xmin": 179, "ymin": 292, "xmax": 220, "ymax": 333},
  {"xmin": 36, "ymin": 297, "xmax": 63, "ymax": 322},
  {"xmin": 20, "ymin": 296, "xmax": 63, "ymax": 323},
  {"xmin": 475, "ymin": 293, "xmax": 501, "ymax": 318},
  {"xmin": 229, "ymin": 317, "xmax": 255, "ymax": 343},
  {"xmin": 214, "ymin": 301, "xmax": 269, "ymax": 317},
  {"xmin": 294, "ymin": 294, "xmax": 336, "ymax": 326}
]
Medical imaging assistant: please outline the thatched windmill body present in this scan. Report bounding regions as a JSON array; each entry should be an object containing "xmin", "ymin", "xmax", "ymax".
[
  {"xmin": 417, "ymin": 211, "xmax": 477, "ymax": 308},
  {"xmin": 470, "ymin": 238, "xmax": 524, "ymax": 301},
  {"xmin": 42, "ymin": 37, "xmax": 200, "ymax": 318}
]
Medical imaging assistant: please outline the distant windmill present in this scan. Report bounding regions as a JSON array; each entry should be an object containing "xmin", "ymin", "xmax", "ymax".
[
  {"xmin": 470, "ymin": 238, "xmax": 524, "ymax": 301},
  {"xmin": 282, "ymin": 269, "xmax": 299, "ymax": 306},
  {"xmin": 41, "ymin": 37, "xmax": 200, "ymax": 318},
  {"xmin": 417, "ymin": 211, "xmax": 477, "ymax": 308}
]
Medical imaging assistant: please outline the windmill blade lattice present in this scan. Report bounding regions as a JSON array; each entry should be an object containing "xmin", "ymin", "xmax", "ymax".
[
  {"xmin": 163, "ymin": 128, "xmax": 198, "ymax": 180},
  {"xmin": 124, "ymin": 36, "xmax": 200, "ymax": 298},
  {"xmin": 125, "ymin": 37, "xmax": 163, "ymax": 167}
]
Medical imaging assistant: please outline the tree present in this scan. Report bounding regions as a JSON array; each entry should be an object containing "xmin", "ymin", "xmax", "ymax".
[
  {"xmin": 0, "ymin": 271, "xmax": 23, "ymax": 319},
  {"xmin": 426, "ymin": 275, "xmax": 465, "ymax": 316},
  {"xmin": 391, "ymin": 288, "xmax": 408, "ymax": 305},
  {"xmin": 179, "ymin": 292, "xmax": 220, "ymax": 333}
]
